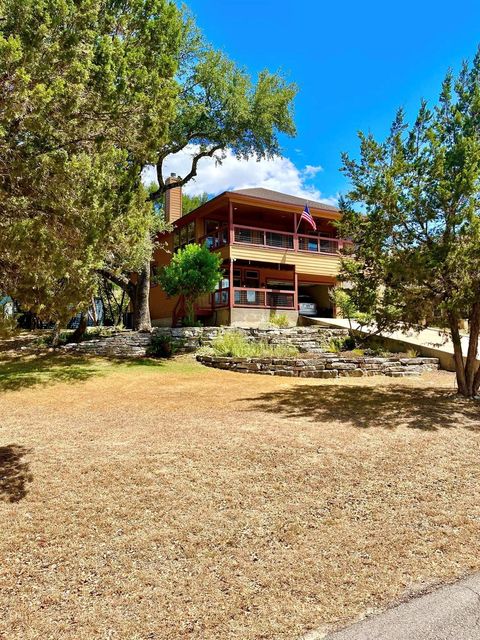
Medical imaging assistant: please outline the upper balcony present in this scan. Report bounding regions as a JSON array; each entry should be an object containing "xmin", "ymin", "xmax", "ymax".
[
  {"xmin": 168, "ymin": 189, "xmax": 349, "ymax": 278},
  {"xmin": 198, "ymin": 223, "xmax": 347, "ymax": 256}
]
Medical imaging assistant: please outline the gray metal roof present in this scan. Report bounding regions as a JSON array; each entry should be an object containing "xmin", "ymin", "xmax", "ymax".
[{"xmin": 232, "ymin": 187, "xmax": 339, "ymax": 212}]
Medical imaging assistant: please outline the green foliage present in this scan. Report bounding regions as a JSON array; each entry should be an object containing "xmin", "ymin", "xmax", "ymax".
[
  {"xmin": 406, "ymin": 347, "xmax": 421, "ymax": 358},
  {"xmin": 149, "ymin": 48, "xmax": 297, "ymax": 200},
  {"xmin": 158, "ymin": 244, "xmax": 222, "ymax": 325},
  {"xmin": 339, "ymin": 50, "xmax": 480, "ymax": 396},
  {"xmin": 182, "ymin": 193, "xmax": 209, "ymax": 215},
  {"xmin": 328, "ymin": 336, "xmax": 357, "ymax": 353},
  {"xmin": 0, "ymin": 0, "xmax": 184, "ymax": 325},
  {"xmin": 351, "ymin": 348, "xmax": 365, "ymax": 356},
  {"xmin": 212, "ymin": 331, "xmax": 298, "ymax": 358},
  {"xmin": 146, "ymin": 334, "xmax": 182, "ymax": 359},
  {"xmin": 269, "ymin": 312, "xmax": 291, "ymax": 328},
  {"xmin": 362, "ymin": 339, "xmax": 391, "ymax": 358},
  {"xmin": 330, "ymin": 288, "xmax": 371, "ymax": 326},
  {"xmin": 0, "ymin": 306, "xmax": 18, "ymax": 339}
]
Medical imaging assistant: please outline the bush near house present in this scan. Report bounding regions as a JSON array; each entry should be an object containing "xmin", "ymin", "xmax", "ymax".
[
  {"xmin": 158, "ymin": 244, "xmax": 223, "ymax": 326},
  {"xmin": 212, "ymin": 331, "xmax": 298, "ymax": 358}
]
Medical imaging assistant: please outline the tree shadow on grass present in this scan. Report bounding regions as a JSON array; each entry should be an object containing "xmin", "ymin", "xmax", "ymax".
[
  {"xmin": 0, "ymin": 445, "xmax": 32, "ymax": 502},
  {"xmin": 242, "ymin": 384, "xmax": 480, "ymax": 432},
  {"xmin": 0, "ymin": 354, "xmax": 104, "ymax": 392}
]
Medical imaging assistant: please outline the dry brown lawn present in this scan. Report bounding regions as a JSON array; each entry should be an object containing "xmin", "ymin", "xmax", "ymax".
[{"xmin": 1, "ymin": 351, "xmax": 480, "ymax": 640}]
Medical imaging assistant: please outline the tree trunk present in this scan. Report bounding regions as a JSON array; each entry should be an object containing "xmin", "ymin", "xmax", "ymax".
[
  {"xmin": 117, "ymin": 289, "xmax": 126, "ymax": 326},
  {"xmin": 133, "ymin": 262, "xmax": 151, "ymax": 332},
  {"xmin": 184, "ymin": 297, "xmax": 195, "ymax": 327},
  {"xmin": 91, "ymin": 296, "xmax": 98, "ymax": 326},
  {"xmin": 71, "ymin": 311, "xmax": 88, "ymax": 342},
  {"xmin": 467, "ymin": 302, "xmax": 480, "ymax": 397},
  {"xmin": 448, "ymin": 312, "xmax": 469, "ymax": 396},
  {"xmin": 51, "ymin": 321, "xmax": 61, "ymax": 347},
  {"xmin": 98, "ymin": 265, "xmax": 152, "ymax": 332}
]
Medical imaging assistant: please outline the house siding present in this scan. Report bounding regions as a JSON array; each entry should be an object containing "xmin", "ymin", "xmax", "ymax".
[{"xmin": 228, "ymin": 244, "xmax": 341, "ymax": 277}]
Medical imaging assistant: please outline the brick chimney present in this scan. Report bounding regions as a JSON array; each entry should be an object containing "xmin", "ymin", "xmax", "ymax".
[{"xmin": 165, "ymin": 173, "xmax": 182, "ymax": 223}]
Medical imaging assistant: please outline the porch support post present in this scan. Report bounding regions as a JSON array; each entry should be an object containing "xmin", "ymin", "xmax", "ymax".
[
  {"xmin": 229, "ymin": 257, "xmax": 234, "ymax": 314},
  {"xmin": 294, "ymin": 266, "xmax": 298, "ymax": 312},
  {"xmin": 294, "ymin": 213, "xmax": 298, "ymax": 252},
  {"xmin": 228, "ymin": 200, "xmax": 234, "ymax": 245}
]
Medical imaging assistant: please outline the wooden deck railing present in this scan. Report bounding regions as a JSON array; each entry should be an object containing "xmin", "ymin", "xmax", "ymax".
[
  {"xmin": 233, "ymin": 287, "xmax": 295, "ymax": 309},
  {"xmin": 233, "ymin": 224, "xmax": 344, "ymax": 255}
]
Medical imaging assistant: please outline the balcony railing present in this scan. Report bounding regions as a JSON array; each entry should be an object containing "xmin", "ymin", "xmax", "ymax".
[
  {"xmin": 233, "ymin": 224, "xmax": 343, "ymax": 255},
  {"xmin": 198, "ymin": 227, "xmax": 228, "ymax": 250},
  {"xmin": 233, "ymin": 287, "xmax": 295, "ymax": 309}
]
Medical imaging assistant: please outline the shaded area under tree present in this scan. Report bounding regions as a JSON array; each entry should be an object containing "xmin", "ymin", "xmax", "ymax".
[
  {"xmin": 242, "ymin": 383, "xmax": 480, "ymax": 432},
  {"xmin": 0, "ymin": 445, "xmax": 32, "ymax": 503}
]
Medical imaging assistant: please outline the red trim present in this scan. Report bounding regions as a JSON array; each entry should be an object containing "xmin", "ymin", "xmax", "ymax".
[
  {"xmin": 232, "ymin": 287, "xmax": 295, "ymax": 310},
  {"xmin": 232, "ymin": 224, "xmax": 346, "ymax": 256},
  {"xmin": 294, "ymin": 268, "xmax": 298, "ymax": 311},
  {"xmin": 229, "ymin": 258, "xmax": 234, "ymax": 311},
  {"xmin": 228, "ymin": 200, "xmax": 234, "ymax": 246}
]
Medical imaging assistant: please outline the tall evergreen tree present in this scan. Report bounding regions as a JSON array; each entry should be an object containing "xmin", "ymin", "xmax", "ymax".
[
  {"xmin": 339, "ymin": 50, "xmax": 480, "ymax": 397},
  {"xmin": 0, "ymin": 0, "xmax": 184, "ymax": 332}
]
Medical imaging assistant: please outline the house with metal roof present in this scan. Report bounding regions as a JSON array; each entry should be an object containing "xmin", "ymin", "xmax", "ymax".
[{"xmin": 150, "ymin": 175, "xmax": 347, "ymax": 327}]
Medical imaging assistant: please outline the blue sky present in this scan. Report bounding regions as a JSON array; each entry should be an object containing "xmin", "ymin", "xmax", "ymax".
[{"xmin": 159, "ymin": 0, "xmax": 480, "ymax": 204}]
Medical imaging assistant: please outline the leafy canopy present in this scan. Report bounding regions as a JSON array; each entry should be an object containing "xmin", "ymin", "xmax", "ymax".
[
  {"xmin": 0, "ymin": 0, "xmax": 184, "ymax": 324},
  {"xmin": 339, "ymin": 49, "xmax": 480, "ymax": 396},
  {"xmin": 158, "ymin": 243, "xmax": 223, "ymax": 304},
  {"xmin": 150, "ymin": 47, "xmax": 297, "ymax": 198}
]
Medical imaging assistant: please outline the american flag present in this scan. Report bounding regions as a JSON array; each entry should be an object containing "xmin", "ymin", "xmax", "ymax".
[{"xmin": 299, "ymin": 204, "xmax": 317, "ymax": 231}]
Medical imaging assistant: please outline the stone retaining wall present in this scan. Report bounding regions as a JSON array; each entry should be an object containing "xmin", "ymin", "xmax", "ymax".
[
  {"xmin": 61, "ymin": 326, "xmax": 349, "ymax": 359},
  {"xmin": 196, "ymin": 354, "xmax": 440, "ymax": 378}
]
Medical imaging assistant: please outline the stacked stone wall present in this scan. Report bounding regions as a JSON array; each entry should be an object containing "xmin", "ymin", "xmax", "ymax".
[
  {"xmin": 196, "ymin": 354, "xmax": 440, "ymax": 378},
  {"xmin": 61, "ymin": 326, "xmax": 349, "ymax": 358}
]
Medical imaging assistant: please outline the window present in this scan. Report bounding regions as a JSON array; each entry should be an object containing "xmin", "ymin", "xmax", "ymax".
[
  {"xmin": 244, "ymin": 270, "xmax": 259, "ymax": 288},
  {"xmin": 173, "ymin": 221, "xmax": 197, "ymax": 252},
  {"xmin": 180, "ymin": 226, "xmax": 187, "ymax": 246},
  {"xmin": 214, "ymin": 271, "xmax": 229, "ymax": 307},
  {"xmin": 173, "ymin": 230, "xmax": 180, "ymax": 251}
]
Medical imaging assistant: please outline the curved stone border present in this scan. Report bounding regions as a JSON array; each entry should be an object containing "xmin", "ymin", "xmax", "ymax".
[{"xmin": 196, "ymin": 354, "xmax": 440, "ymax": 378}]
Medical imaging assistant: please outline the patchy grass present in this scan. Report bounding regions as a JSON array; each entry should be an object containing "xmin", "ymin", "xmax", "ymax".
[
  {"xmin": 1, "ymin": 356, "xmax": 480, "ymax": 639},
  {"xmin": 211, "ymin": 330, "xmax": 298, "ymax": 357}
]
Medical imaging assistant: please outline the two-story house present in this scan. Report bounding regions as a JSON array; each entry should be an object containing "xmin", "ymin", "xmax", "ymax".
[{"xmin": 150, "ymin": 174, "xmax": 346, "ymax": 327}]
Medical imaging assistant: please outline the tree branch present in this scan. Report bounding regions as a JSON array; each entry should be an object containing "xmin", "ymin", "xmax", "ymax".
[
  {"xmin": 97, "ymin": 268, "xmax": 132, "ymax": 294},
  {"xmin": 150, "ymin": 144, "xmax": 223, "ymax": 201}
]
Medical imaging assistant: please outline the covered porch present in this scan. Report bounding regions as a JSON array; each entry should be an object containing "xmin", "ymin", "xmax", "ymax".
[{"xmin": 196, "ymin": 259, "xmax": 336, "ymax": 326}]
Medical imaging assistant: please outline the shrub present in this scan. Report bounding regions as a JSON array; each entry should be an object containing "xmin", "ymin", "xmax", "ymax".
[
  {"xmin": 328, "ymin": 338, "xmax": 342, "ymax": 353},
  {"xmin": 328, "ymin": 336, "xmax": 356, "ymax": 352},
  {"xmin": 157, "ymin": 244, "xmax": 222, "ymax": 326},
  {"xmin": 146, "ymin": 334, "xmax": 182, "ymax": 358},
  {"xmin": 212, "ymin": 331, "xmax": 298, "ymax": 358},
  {"xmin": 351, "ymin": 348, "xmax": 365, "ymax": 356},
  {"xmin": 269, "ymin": 312, "xmax": 290, "ymax": 328},
  {"xmin": 362, "ymin": 337, "xmax": 392, "ymax": 357},
  {"xmin": 406, "ymin": 347, "xmax": 420, "ymax": 358}
]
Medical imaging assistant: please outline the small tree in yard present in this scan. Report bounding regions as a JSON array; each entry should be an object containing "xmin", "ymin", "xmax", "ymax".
[
  {"xmin": 330, "ymin": 287, "xmax": 372, "ymax": 337},
  {"xmin": 339, "ymin": 50, "xmax": 480, "ymax": 398},
  {"xmin": 158, "ymin": 244, "xmax": 222, "ymax": 326}
]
